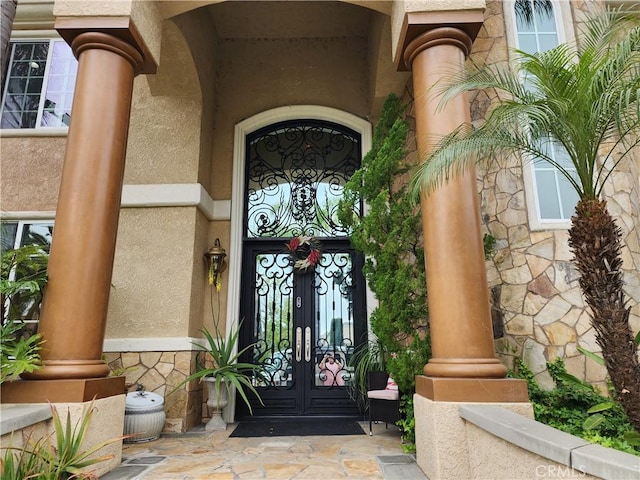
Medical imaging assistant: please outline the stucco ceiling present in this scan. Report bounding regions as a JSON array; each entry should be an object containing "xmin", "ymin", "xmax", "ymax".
[{"xmin": 208, "ymin": 1, "xmax": 372, "ymax": 39}]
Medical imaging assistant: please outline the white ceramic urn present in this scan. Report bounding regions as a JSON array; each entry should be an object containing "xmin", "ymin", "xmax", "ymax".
[{"xmin": 123, "ymin": 390, "xmax": 166, "ymax": 443}]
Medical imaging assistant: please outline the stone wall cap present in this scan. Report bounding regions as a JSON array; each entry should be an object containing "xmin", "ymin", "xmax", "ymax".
[
  {"xmin": 571, "ymin": 442, "xmax": 640, "ymax": 479},
  {"xmin": 459, "ymin": 404, "xmax": 589, "ymax": 464},
  {"xmin": 0, "ymin": 403, "xmax": 52, "ymax": 436}
]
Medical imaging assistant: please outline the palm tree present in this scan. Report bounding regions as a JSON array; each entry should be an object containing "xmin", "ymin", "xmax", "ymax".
[
  {"xmin": 412, "ymin": 7, "xmax": 640, "ymax": 430},
  {"xmin": 514, "ymin": 0, "xmax": 553, "ymax": 26}
]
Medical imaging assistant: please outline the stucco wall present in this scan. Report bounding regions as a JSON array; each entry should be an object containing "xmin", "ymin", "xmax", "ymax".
[
  {"xmin": 0, "ymin": 136, "xmax": 65, "ymax": 212},
  {"xmin": 124, "ymin": 77, "xmax": 202, "ymax": 184},
  {"xmin": 124, "ymin": 19, "xmax": 203, "ymax": 185},
  {"xmin": 210, "ymin": 34, "xmax": 371, "ymax": 199},
  {"xmin": 107, "ymin": 207, "xmax": 199, "ymax": 339},
  {"xmin": 169, "ymin": 9, "xmax": 218, "ymax": 187}
]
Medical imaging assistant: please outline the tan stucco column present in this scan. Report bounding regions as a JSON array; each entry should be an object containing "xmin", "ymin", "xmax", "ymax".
[
  {"xmin": 399, "ymin": 14, "xmax": 527, "ymax": 402},
  {"xmin": 24, "ymin": 26, "xmax": 150, "ymax": 381}
]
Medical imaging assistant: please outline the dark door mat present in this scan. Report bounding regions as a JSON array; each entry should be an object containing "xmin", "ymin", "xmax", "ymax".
[{"xmin": 230, "ymin": 419, "xmax": 365, "ymax": 437}]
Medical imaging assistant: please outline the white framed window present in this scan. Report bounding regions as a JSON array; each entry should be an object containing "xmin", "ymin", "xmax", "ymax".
[
  {"xmin": 1, "ymin": 221, "xmax": 53, "ymax": 327},
  {"xmin": 1, "ymin": 40, "xmax": 77, "ymax": 130},
  {"xmin": 531, "ymin": 140, "xmax": 580, "ymax": 222},
  {"xmin": 505, "ymin": 0, "xmax": 577, "ymax": 228},
  {"xmin": 1, "ymin": 221, "xmax": 54, "ymax": 252}
]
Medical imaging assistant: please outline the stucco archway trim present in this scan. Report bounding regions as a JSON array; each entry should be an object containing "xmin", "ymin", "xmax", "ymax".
[{"xmin": 225, "ymin": 105, "xmax": 371, "ymax": 421}]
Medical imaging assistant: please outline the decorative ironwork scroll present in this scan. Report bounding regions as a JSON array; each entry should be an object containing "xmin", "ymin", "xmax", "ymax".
[
  {"xmin": 251, "ymin": 253, "xmax": 295, "ymax": 388},
  {"xmin": 313, "ymin": 252, "xmax": 354, "ymax": 388},
  {"xmin": 245, "ymin": 120, "xmax": 361, "ymax": 238}
]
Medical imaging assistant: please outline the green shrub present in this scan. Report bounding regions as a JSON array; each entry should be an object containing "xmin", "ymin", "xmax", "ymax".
[
  {"xmin": 0, "ymin": 244, "xmax": 49, "ymax": 383},
  {"xmin": 0, "ymin": 320, "xmax": 43, "ymax": 383},
  {"xmin": 398, "ymin": 394, "xmax": 416, "ymax": 453},
  {"xmin": 512, "ymin": 358, "xmax": 638, "ymax": 455},
  {"xmin": 338, "ymin": 93, "xmax": 430, "ymax": 448},
  {"xmin": 338, "ymin": 92, "xmax": 430, "ymax": 387}
]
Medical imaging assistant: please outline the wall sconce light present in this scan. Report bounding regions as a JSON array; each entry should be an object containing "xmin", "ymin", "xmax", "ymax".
[{"xmin": 205, "ymin": 238, "xmax": 227, "ymax": 288}]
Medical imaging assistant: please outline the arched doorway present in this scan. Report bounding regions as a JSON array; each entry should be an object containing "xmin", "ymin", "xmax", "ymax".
[{"xmin": 236, "ymin": 119, "xmax": 367, "ymax": 418}]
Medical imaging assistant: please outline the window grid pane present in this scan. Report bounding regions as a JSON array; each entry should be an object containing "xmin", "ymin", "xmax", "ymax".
[
  {"xmin": 1, "ymin": 40, "xmax": 77, "ymax": 129},
  {"xmin": 514, "ymin": 1, "xmax": 575, "ymax": 222},
  {"xmin": 1, "ymin": 42, "xmax": 49, "ymax": 128},
  {"xmin": 534, "ymin": 169, "xmax": 561, "ymax": 219},
  {"xmin": 533, "ymin": 143, "xmax": 577, "ymax": 221},
  {"xmin": 40, "ymin": 41, "xmax": 77, "ymax": 127}
]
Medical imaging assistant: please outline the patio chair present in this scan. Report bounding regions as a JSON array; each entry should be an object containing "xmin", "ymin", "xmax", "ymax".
[{"xmin": 366, "ymin": 371, "xmax": 400, "ymax": 436}]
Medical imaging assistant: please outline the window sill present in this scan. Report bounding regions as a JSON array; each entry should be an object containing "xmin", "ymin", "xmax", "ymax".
[
  {"xmin": 528, "ymin": 219, "xmax": 572, "ymax": 231},
  {"xmin": 0, "ymin": 128, "xmax": 68, "ymax": 138}
]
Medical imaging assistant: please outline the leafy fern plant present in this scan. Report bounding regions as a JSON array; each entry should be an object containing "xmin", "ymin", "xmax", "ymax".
[
  {"xmin": 0, "ymin": 320, "xmax": 43, "ymax": 383},
  {"xmin": 0, "ymin": 244, "xmax": 49, "ymax": 383}
]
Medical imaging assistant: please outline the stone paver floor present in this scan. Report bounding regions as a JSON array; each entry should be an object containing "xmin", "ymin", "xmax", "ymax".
[{"xmin": 101, "ymin": 421, "xmax": 427, "ymax": 480}]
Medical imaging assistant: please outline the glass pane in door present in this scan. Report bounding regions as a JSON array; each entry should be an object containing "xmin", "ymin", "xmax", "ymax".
[
  {"xmin": 313, "ymin": 252, "xmax": 354, "ymax": 388},
  {"xmin": 251, "ymin": 253, "xmax": 294, "ymax": 387}
]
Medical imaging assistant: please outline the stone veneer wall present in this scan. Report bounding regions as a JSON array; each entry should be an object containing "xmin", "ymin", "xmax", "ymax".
[
  {"xmin": 104, "ymin": 351, "xmax": 209, "ymax": 433},
  {"xmin": 469, "ymin": 0, "xmax": 640, "ymax": 389}
]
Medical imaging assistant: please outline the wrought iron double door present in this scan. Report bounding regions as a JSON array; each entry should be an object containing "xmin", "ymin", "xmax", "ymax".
[{"xmin": 237, "ymin": 239, "xmax": 366, "ymax": 418}]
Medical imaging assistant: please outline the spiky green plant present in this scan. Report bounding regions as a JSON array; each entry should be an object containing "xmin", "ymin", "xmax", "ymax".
[
  {"xmin": 169, "ymin": 317, "xmax": 264, "ymax": 414},
  {"xmin": 347, "ymin": 340, "xmax": 387, "ymax": 409},
  {"xmin": 1, "ymin": 401, "xmax": 125, "ymax": 479},
  {"xmin": 412, "ymin": 7, "xmax": 640, "ymax": 429},
  {"xmin": 169, "ymin": 278, "xmax": 264, "ymax": 417}
]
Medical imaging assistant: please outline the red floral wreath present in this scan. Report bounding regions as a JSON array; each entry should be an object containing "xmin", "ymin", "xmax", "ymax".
[{"xmin": 286, "ymin": 236, "xmax": 321, "ymax": 271}]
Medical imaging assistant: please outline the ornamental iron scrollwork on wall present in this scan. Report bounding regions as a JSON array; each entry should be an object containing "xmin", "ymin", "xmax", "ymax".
[{"xmin": 245, "ymin": 121, "xmax": 361, "ymax": 238}]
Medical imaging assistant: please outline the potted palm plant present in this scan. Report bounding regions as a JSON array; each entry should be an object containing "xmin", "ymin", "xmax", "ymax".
[{"xmin": 173, "ymin": 320, "xmax": 264, "ymax": 431}]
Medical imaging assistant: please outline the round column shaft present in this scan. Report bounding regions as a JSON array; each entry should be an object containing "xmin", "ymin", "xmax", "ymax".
[
  {"xmin": 26, "ymin": 33, "xmax": 143, "ymax": 380},
  {"xmin": 407, "ymin": 28, "xmax": 507, "ymax": 378}
]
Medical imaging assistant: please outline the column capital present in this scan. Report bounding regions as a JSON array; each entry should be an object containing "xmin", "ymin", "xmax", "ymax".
[
  {"xmin": 71, "ymin": 32, "xmax": 145, "ymax": 76},
  {"xmin": 396, "ymin": 9, "xmax": 484, "ymax": 71},
  {"xmin": 403, "ymin": 27, "xmax": 474, "ymax": 71},
  {"xmin": 55, "ymin": 16, "xmax": 156, "ymax": 74}
]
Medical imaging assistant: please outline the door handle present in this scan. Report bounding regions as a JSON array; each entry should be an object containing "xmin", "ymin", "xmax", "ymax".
[
  {"xmin": 295, "ymin": 327, "xmax": 302, "ymax": 362},
  {"xmin": 304, "ymin": 326, "xmax": 311, "ymax": 363}
]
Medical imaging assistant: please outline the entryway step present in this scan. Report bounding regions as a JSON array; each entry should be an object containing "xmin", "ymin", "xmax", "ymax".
[
  {"xmin": 377, "ymin": 454, "xmax": 429, "ymax": 480},
  {"xmin": 100, "ymin": 456, "xmax": 165, "ymax": 480}
]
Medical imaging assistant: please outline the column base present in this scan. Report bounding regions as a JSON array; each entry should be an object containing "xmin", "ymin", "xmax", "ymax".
[
  {"xmin": 22, "ymin": 359, "xmax": 111, "ymax": 380},
  {"xmin": 416, "ymin": 375, "xmax": 529, "ymax": 402},
  {"xmin": 424, "ymin": 357, "xmax": 508, "ymax": 378},
  {"xmin": 1, "ymin": 377, "xmax": 126, "ymax": 403}
]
